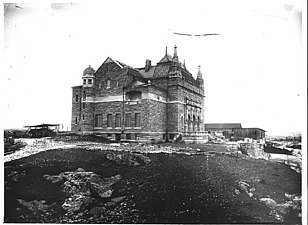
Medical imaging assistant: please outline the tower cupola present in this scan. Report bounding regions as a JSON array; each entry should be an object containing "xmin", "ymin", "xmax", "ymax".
[{"xmin": 82, "ymin": 65, "xmax": 95, "ymax": 87}]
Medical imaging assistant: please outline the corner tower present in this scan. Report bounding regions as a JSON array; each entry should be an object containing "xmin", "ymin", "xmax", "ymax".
[{"xmin": 82, "ymin": 65, "xmax": 95, "ymax": 87}]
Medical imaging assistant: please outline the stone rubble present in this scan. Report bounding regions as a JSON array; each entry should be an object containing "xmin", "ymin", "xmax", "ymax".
[
  {"xmin": 43, "ymin": 168, "xmax": 122, "ymax": 213},
  {"xmin": 259, "ymin": 194, "xmax": 301, "ymax": 222},
  {"xmin": 17, "ymin": 199, "xmax": 57, "ymax": 212}
]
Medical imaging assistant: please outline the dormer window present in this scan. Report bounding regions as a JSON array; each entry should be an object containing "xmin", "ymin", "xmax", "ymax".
[
  {"xmin": 107, "ymin": 79, "xmax": 110, "ymax": 89},
  {"xmin": 83, "ymin": 79, "xmax": 87, "ymax": 85},
  {"xmin": 88, "ymin": 79, "xmax": 92, "ymax": 85}
]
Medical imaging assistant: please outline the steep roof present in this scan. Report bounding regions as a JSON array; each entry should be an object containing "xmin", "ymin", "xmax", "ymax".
[
  {"xmin": 205, "ymin": 123, "xmax": 242, "ymax": 130},
  {"xmin": 158, "ymin": 53, "xmax": 173, "ymax": 63},
  {"xmin": 138, "ymin": 66, "xmax": 156, "ymax": 78},
  {"xmin": 181, "ymin": 69, "xmax": 199, "ymax": 86}
]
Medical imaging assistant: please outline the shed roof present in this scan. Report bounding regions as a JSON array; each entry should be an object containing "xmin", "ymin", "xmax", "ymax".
[
  {"xmin": 205, "ymin": 123, "xmax": 242, "ymax": 129},
  {"xmin": 24, "ymin": 123, "xmax": 60, "ymax": 128}
]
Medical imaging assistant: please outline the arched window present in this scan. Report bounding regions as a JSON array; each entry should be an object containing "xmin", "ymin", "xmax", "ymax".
[
  {"xmin": 125, "ymin": 91, "xmax": 142, "ymax": 101},
  {"xmin": 197, "ymin": 116, "xmax": 200, "ymax": 131},
  {"xmin": 107, "ymin": 79, "xmax": 111, "ymax": 89}
]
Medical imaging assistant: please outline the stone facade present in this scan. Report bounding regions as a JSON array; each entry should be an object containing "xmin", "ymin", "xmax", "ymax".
[{"xmin": 71, "ymin": 46, "xmax": 207, "ymax": 143}]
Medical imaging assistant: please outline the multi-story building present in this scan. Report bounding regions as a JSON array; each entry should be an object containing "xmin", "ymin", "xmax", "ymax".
[{"xmin": 71, "ymin": 46, "xmax": 207, "ymax": 143}]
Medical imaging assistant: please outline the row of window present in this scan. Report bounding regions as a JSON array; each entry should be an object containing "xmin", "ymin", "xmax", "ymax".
[
  {"xmin": 94, "ymin": 113, "xmax": 141, "ymax": 128},
  {"xmin": 83, "ymin": 78, "xmax": 93, "ymax": 85}
]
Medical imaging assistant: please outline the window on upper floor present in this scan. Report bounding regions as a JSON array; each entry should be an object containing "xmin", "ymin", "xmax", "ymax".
[
  {"xmin": 135, "ymin": 113, "xmax": 141, "ymax": 127},
  {"xmin": 95, "ymin": 114, "xmax": 103, "ymax": 127},
  {"xmin": 88, "ymin": 79, "xmax": 92, "ymax": 85},
  {"xmin": 75, "ymin": 117, "xmax": 78, "ymax": 124},
  {"xmin": 82, "ymin": 114, "xmax": 85, "ymax": 121},
  {"xmin": 83, "ymin": 79, "xmax": 87, "ymax": 85},
  {"xmin": 82, "ymin": 103, "xmax": 85, "ymax": 109},
  {"xmin": 107, "ymin": 114, "xmax": 113, "ymax": 127},
  {"xmin": 107, "ymin": 79, "xmax": 111, "ymax": 89},
  {"xmin": 126, "ymin": 113, "xmax": 131, "ymax": 127},
  {"xmin": 75, "ymin": 94, "xmax": 79, "ymax": 103},
  {"xmin": 115, "ymin": 114, "xmax": 121, "ymax": 127}
]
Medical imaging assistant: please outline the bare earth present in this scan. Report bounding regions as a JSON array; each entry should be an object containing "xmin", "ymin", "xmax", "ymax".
[{"xmin": 4, "ymin": 137, "xmax": 301, "ymax": 224}]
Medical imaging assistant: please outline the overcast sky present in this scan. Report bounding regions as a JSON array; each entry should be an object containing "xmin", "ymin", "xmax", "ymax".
[{"xmin": 1, "ymin": 0, "xmax": 306, "ymax": 135}]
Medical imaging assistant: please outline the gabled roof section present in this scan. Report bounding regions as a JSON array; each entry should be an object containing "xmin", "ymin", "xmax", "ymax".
[
  {"xmin": 137, "ymin": 66, "xmax": 156, "ymax": 78},
  {"xmin": 181, "ymin": 69, "xmax": 199, "ymax": 86},
  {"xmin": 102, "ymin": 57, "xmax": 129, "ymax": 69},
  {"xmin": 205, "ymin": 123, "xmax": 242, "ymax": 130},
  {"xmin": 158, "ymin": 54, "xmax": 173, "ymax": 64},
  {"xmin": 126, "ymin": 67, "xmax": 147, "ymax": 81},
  {"xmin": 153, "ymin": 64, "xmax": 170, "ymax": 77}
]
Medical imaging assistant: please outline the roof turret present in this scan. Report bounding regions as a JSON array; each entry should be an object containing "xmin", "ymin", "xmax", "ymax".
[{"xmin": 83, "ymin": 65, "xmax": 95, "ymax": 76}]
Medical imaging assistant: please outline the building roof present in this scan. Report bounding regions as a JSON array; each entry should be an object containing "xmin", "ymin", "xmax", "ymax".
[
  {"xmin": 234, "ymin": 127, "xmax": 267, "ymax": 132},
  {"xmin": 83, "ymin": 65, "xmax": 95, "ymax": 75},
  {"xmin": 24, "ymin": 123, "xmax": 60, "ymax": 128},
  {"xmin": 138, "ymin": 66, "xmax": 156, "ymax": 78},
  {"xmin": 204, "ymin": 123, "xmax": 242, "ymax": 129},
  {"xmin": 158, "ymin": 53, "xmax": 173, "ymax": 64}
]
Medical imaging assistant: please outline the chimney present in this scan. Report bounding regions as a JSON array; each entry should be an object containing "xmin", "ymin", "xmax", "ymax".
[{"xmin": 145, "ymin": 59, "xmax": 151, "ymax": 72}]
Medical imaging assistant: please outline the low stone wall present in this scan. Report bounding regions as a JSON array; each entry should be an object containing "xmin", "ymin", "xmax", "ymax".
[{"xmin": 239, "ymin": 142, "xmax": 266, "ymax": 158}]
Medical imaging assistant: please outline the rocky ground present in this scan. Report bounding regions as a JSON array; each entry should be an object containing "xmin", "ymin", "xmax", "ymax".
[{"xmin": 4, "ymin": 137, "xmax": 302, "ymax": 224}]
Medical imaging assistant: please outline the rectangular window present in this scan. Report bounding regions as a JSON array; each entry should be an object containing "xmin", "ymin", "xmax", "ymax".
[
  {"xmin": 107, "ymin": 114, "xmax": 113, "ymax": 127},
  {"xmin": 107, "ymin": 80, "xmax": 110, "ymax": 89},
  {"xmin": 82, "ymin": 114, "xmax": 85, "ymax": 121},
  {"xmin": 83, "ymin": 91, "xmax": 86, "ymax": 99},
  {"xmin": 95, "ymin": 114, "xmax": 103, "ymax": 127},
  {"xmin": 88, "ymin": 79, "xmax": 92, "ymax": 85},
  {"xmin": 83, "ymin": 79, "xmax": 86, "ymax": 85},
  {"xmin": 135, "ymin": 113, "xmax": 141, "ymax": 127},
  {"xmin": 115, "ymin": 114, "xmax": 121, "ymax": 127},
  {"xmin": 82, "ymin": 102, "xmax": 85, "ymax": 109},
  {"xmin": 126, "ymin": 133, "xmax": 131, "ymax": 140},
  {"xmin": 75, "ymin": 94, "xmax": 79, "ymax": 102},
  {"xmin": 125, "ymin": 113, "xmax": 131, "ymax": 127},
  {"xmin": 75, "ymin": 117, "xmax": 78, "ymax": 124}
]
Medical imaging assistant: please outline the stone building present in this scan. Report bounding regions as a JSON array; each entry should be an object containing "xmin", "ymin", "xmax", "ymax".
[
  {"xmin": 71, "ymin": 46, "xmax": 207, "ymax": 143},
  {"xmin": 205, "ymin": 123, "xmax": 265, "ymax": 141}
]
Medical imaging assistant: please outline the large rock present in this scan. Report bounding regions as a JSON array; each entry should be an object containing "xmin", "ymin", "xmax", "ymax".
[
  {"xmin": 44, "ymin": 168, "xmax": 122, "ymax": 213},
  {"xmin": 62, "ymin": 194, "xmax": 93, "ymax": 213}
]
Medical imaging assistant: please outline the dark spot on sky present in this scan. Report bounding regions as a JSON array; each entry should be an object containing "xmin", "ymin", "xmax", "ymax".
[
  {"xmin": 51, "ymin": 3, "xmax": 65, "ymax": 10},
  {"xmin": 284, "ymin": 4, "xmax": 294, "ymax": 12}
]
